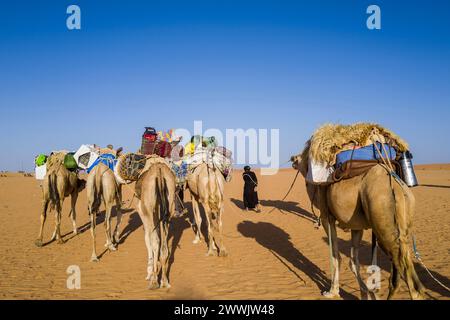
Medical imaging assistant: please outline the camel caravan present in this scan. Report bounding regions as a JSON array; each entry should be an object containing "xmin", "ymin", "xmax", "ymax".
[
  {"xmin": 33, "ymin": 122, "xmax": 426, "ymax": 299},
  {"xmin": 34, "ymin": 127, "xmax": 233, "ymax": 289}
]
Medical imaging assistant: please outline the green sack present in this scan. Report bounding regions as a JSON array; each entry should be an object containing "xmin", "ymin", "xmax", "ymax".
[
  {"xmin": 64, "ymin": 153, "xmax": 78, "ymax": 170},
  {"xmin": 35, "ymin": 154, "xmax": 48, "ymax": 167},
  {"xmin": 203, "ymin": 136, "xmax": 217, "ymax": 149}
]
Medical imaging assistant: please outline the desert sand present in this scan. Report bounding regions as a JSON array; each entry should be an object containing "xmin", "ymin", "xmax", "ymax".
[{"xmin": 0, "ymin": 165, "xmax": 449, "ymax": 300}]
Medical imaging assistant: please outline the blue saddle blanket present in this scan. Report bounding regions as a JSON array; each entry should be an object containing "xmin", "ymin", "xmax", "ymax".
[
  {"xmin": 87, "ymin": 154, "xmax": 117, "ymax": 174},
  {"xmin": 172, "ymin": 161, "xmax": 188, "ymax": 184},
  {"xmin": 336, "ymin": 143, "xmax": 396, "ymax": 168}
]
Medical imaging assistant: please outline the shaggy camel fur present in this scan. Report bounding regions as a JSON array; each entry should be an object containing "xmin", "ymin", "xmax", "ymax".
[
  {"xmin": 186, "ymin": 163, "xmax": 227, "ymax": 257},
  {"xmin": 35, "ymin": 153, "xmax": 85, "ymax": 247},
  {"xmin": 87, "ymin": 163, "xmax": 122, "ymax": 262},
  {"xmin": 291, "ymin": 154, "xmax": 424, "ymax": 300},
  {"xmin": 135, "ymin": 162, "xmax": 176, "ymax": 289}
]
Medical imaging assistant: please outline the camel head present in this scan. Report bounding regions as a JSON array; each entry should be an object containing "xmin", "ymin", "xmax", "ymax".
[
  {"xmin": 290, "ymin": 154, "xmax": 301, "ymax": 170},
  {"xmin": 290, "ymin": 153, "xmax": 309, "ymax": 178}
]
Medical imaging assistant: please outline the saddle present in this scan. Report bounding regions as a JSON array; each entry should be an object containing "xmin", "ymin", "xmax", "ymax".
[{"xmin": 332, "ymin": 159, "xmax": 403, "ymax": 183}]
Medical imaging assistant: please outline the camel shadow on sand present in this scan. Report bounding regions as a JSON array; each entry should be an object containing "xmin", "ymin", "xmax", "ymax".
[
  {"xmin": 237, "ymin": 220, "xmax": 357, "ymax": 300},
  {"xmin": 325, "ymin": 236, "xmax": 450, "ymax": 299},
  {"xmin": 40, "ymin": 207, "xmax": 134, "ymax": 247}
]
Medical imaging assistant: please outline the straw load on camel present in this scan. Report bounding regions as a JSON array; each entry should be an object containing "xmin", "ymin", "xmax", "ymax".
[{"xmin": 291, "ymin": 123, "xmax": 423, "ymax": 300}]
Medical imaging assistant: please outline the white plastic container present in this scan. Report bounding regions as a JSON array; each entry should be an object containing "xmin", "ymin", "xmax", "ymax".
[
  {"xmin": 306, "ymin": 159, "xmax": 334, "ymax": 185},
  {"xmin": 73, "ymin": 144, "xmax": 99, "ymax": 170},
  {"xmin": 35, "ymin": 164, "xmax": 47, "ymax": 180}
]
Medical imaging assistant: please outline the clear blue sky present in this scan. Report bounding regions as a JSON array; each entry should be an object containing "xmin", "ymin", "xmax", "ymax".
[{"xmin": 1, "ymin": 0, "xmax": 449, "ymax": 171}]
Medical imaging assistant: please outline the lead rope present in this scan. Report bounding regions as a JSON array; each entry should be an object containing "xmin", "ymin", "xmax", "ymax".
[
  {"xmin": 413, "ymin": 236, "xmax": 450, "ymax": 292},
  {"xmin": 266, "ymin": 169, "xmax": 301, "ymax": 214}
]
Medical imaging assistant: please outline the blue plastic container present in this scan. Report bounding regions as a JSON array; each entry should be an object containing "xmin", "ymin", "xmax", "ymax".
[{"xmin": 335, "ymin": 143, "xmax": 396, "ymax": 167}]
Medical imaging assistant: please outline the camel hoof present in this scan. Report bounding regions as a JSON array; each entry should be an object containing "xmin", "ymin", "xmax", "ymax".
[
  {"xmin": 219, "ymin": 250, "xmax": 228, "ymax": 257},
  {"xmin": 57, "ymin": 239, "xmax": 65, "ymax": 245},
  {"xmin": 108, "ymin": 244, "xmax": 117, "ymax": 251},
  {"xmin": 411, "ymin": 293, "xmax": 425, "ymax": 300},
  {"xmin": 91, "ymin": 256, "xmax": 99, "ymax": 262},
  {"xmin": 206, "ymin": 250, "xmax": 216, "ymax": 257},
  {"xmin": 72, "ymin": 229, "xmax": 78, "ymax": 236},
  {"xmin": 160, "ymin": 282, "xmax": 171, "ymax": 289},
  {"xmin": 35, "ymin": 239, "xmax": 43, "ymax": 247},
  {"xmin": 192, "ymin": 238, "xmax": 201, "ymax": 244},
  {"xmin": 322, "ymin": 291, "xmax": 340, "ymax": 299},
  {"xmin": 148, "ymin": 282, "xmax": 159, "ymax": 290}
]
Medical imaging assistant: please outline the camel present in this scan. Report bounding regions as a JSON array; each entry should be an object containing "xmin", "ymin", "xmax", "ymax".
[
  {"xmin": 290, "ymin": 154, "xmax": 424, "ymax": 300},
  {"xmin": 87, "ymin": 162, "xmax": 122, "ymax": 262},
  {"xmin": 186, "ymin": 163, "xmax": 227, "ymax": 257},
  {"xmin": 35, "ymin": 153, "xmax": 86, "ymax": 247},
  {"xmin": 135, "ymin": 162, "xmax": 176, "ymax": 289}
]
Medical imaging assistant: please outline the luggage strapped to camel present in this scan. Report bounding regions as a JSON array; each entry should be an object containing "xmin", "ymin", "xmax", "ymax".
[{"xmin": 183, "ymin": 145, "xmax": 233, "ymax": 182}]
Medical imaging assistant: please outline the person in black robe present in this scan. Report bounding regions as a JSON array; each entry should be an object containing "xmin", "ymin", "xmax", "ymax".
[{"xmin": 243, "ymin": 166, "xmax": 260, "ymax": 212}]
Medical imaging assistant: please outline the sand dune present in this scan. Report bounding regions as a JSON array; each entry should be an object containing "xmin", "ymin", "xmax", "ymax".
[{"xmin": 0, "ymin": 165, "xmax": 449, "ymax": 299}]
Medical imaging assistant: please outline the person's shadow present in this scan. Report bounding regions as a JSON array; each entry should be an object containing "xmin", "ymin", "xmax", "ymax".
[
  {"xmin": 259, "ymin": 199, "xmax": 318, "ymax": 222},
  {"xmin": 325, "ymin": 236, "xmax": 450, "ymax": 299},
  {"xmin": 230, "ymin": 198, "xmax": 319, "ymax": 224},
  {"xmin": 238, "ymin": 220, "xmax": 357, "ymax": 299}
]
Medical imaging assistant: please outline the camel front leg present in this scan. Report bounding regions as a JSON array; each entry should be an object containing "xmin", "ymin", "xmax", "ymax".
[
  {"xmin": 113, "ymin": 202, "xmax": 122, "ymax": 245},
  {"xmin": 191, "ymin": 197, "xmax": 203, "ymax": 244},
  {"xmin": 321, "ymin": 214, "xmax": 340, "ymax": 298},
  {"xmin": 104, "ymin": 203, "xmax": 116, "ymax": 251},
  {"xmin": 89, "ymin": 207, "xmax": 99, "ymax": 262},
  {"xmin": 211, "ymin": 204, "xmax": 227, "ymax": 257},
  {"xmin": 203, "ymin": 204, "xmax": 217, "ymax": 256},
  {"xmin": 69, "ymin": 192, "xmax": 78, "ymax": 236},
  {"xmin": 35, "ymin": 199, "xmax": 49, "ymax": 247},
  {"xmin": 350, "ymin": 230, "xmax": 378, "ymax": 300}
]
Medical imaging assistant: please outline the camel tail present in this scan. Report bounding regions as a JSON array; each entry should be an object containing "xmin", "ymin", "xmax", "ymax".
[
  {"xmin": 392, "ymin": 180, "xmax": 424, "ymax": 295},
  {"xmin": 156, "ymin": 167, "xmax": 169, "ymax": 225},
  {"xmin": 48, "ymin": 172, "xmax": 60, "ymax": 212}
]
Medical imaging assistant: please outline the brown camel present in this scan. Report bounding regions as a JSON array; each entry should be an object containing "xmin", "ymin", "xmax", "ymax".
[
  {"xmin": 87, "ymin": 163, "xmax": 122, "ymax": 262},
  {"xmin": 35, "ymin": 153, "xmax": 85, "ymax": 247},
  {"xmin": 186, "ymin": 163, "xmax": 227, "ymax": 257},
  {"xmin": 135, "ymin": 162, "xmax": 176, "ymax": 289},
  {"xmin": 291, "ymin": 154, "xmax": 424, "ymax": 300}
]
